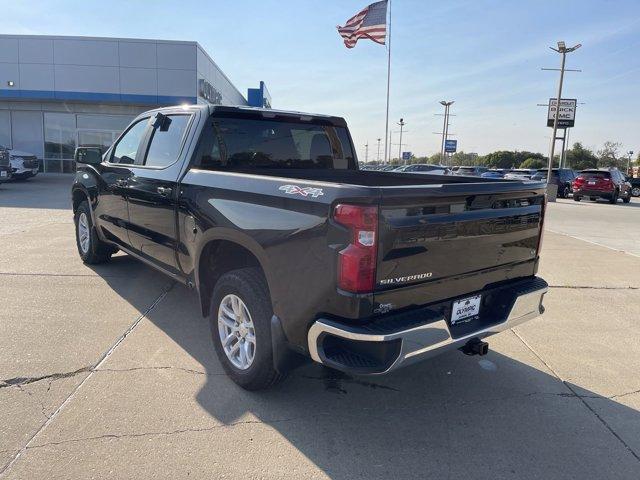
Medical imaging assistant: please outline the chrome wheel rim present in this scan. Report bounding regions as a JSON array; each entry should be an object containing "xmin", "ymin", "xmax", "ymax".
[
  {"xmin": 217, "ymin": 294, "xmax": 256, "ymax": 370},
  {"xmin": 632, "ymin": 187, "xmax": 640, "ymax": 197},
  {"xmin": 78, "ymin": 212, "xmax": 90, "ymax": 254}
]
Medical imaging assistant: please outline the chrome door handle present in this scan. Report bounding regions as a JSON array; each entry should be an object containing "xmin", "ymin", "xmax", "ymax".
[{"xmin": 157, "ymin": 186, "xmax": 172, "ymax": 197}]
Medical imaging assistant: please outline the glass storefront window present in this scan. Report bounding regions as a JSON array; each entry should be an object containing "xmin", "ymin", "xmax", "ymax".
[
  {"xmin": 76, "ymin": 114, "xmax": 132, "ymax": 132},
  {"xmin": 44, "ymin": 113, "xmax": 76, "ymax": 160},
  {"xmin": 0, "ymin": 111, "xmax": 11, "ymax": 148}
]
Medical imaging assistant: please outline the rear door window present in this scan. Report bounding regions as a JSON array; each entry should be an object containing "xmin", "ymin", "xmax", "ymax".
[{"xmin": 143, "ymin": 114, "xmax": 191, "ymax": 168}]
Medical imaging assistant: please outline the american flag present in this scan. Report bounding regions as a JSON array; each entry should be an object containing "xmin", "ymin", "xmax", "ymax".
[{"xmin": 337, "ymin": 1, "xmax": 388, "ymax": 49}]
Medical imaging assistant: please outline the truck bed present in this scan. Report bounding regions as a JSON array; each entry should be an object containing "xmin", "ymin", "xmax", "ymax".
[{"xmin": 230, "ymin": 168, "xmax": 508, "ymax": 187}]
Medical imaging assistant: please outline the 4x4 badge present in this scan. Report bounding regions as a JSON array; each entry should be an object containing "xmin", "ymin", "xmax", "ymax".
[{"xmin": 279, "ymin": 184, "xmax": 324, "ymax": 198}]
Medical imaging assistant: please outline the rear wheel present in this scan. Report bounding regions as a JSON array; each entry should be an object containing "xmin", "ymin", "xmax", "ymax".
[
  {"xmin": 573, "ymin": 195, "xmax": 581, "ymax": 202},
  {"xmin": 210, "ymin": 267, "xmax": 284, "ymax": 390},
  {"xmin": 623, "ymin": 190, "xmax": 631, "ymax": 203},
  {"xmin": 609, "ymin": 190, "xmax": 619, "ymax": 204},
  {"xmin": 74, "ymin": 201, "xmax": 114, "ymax": 264}
]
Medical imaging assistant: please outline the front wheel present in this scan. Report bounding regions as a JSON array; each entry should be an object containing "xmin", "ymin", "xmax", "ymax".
[
  {"xmin": 623, "ymin": 191, "xmax": 631, "ymax": 203},
  {"xmin": 210, "ymin": 267, "xmax": 284, "ymax": 390},
  {"xmin": 74, "ymin": 201, "xmax": 114, "ymax": 264},
  {"xmin": 632, "ymin": 187, "xmax": 640, "ymax": 197},
  {"xmin": 561, "ymin": 185, "xmax": 570, "ymax": 198}
]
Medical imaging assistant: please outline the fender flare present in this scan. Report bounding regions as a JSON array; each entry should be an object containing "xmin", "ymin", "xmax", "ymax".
[{"xmin": 193, "ymin": 227, "xmax": 274, "ymax": 302}]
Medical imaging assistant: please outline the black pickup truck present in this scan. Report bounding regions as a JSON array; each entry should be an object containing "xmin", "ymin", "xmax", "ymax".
[{"xmin": 72, "ymin": 104, "xmax": 548, "ymax": 390}]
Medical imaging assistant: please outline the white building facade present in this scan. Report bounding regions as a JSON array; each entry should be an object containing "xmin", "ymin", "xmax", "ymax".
[{"xmin": 0, "ymin": 34, "xmax": 265, "ymax": 173}]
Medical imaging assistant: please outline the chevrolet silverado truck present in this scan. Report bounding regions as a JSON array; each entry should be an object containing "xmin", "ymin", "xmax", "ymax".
[{"xmin": 72, "ymin": 104, "xmax": 548, "ymax": 390}]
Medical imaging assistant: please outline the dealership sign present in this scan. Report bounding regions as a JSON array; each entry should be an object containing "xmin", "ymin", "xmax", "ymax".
[
  {"xmin": 547, "ymin": 98, "xmax": 576, "ymax": 128},
  {"xmin": 198, "ymin": 79, "xmax": 222, "ymax": 104},
  {"xmin": 444, "ymin": 139, "xmax": 457, "ymax": 153},
  {"xmin": 402, "ymin": 151, "xmax": 412, "ymax": 160}
]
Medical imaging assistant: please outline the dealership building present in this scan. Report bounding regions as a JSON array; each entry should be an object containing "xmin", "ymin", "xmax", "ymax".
[{"xmin": 0, "ymin": 34, "xmax": 271, "ymax": 173}]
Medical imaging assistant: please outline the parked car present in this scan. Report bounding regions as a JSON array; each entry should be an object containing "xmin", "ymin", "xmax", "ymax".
[
  {"xmin": 72, "ymin": 104, "xmax": 547, "ymax": 390},
  {"xmin": 573, "ymin": 168, "xmax": 632, "ymax": 204},
  {"xmin": 9, "ymin": 149, "xmax": 39, "ymax": 179},
  {"xmin": 0, "ymin": 146, "xmax": 12, "ymax": 184},
  {"xmin": 627, "ymin": 176, "xmax": 640, "ymax": 197},
  {"xmin": 481, "ymin": 169, "xmax": 510, "ymax": 179},
  {"xmin": 394, "ymin": 163, "xmax": 449, "ymax": 175},
  {"xmin": 503, "ymin": 169, "xmax": 538, "ymax": 180},
  {"xmin": 531, "ymin": 168, "xmax": 576, "ymax": 198},
  {"xmin": 455, "ymin": 166, "xmax": 489, "ymax": 177}
]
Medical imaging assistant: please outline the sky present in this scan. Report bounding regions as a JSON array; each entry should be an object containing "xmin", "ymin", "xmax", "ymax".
[{"xmin": 3, "ymin": 0, "xmax": 640, "ymax": 161}]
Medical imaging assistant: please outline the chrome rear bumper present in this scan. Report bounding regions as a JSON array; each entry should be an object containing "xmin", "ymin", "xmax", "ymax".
[{"xmin": 308, "ymin": 277, "xmax": 548, "ymax": 375}]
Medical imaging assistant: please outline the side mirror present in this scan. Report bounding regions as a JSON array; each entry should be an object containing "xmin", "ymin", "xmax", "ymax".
[{"xmin": 75, "ymin": 147, "xmax": 103, "ymax": 165}]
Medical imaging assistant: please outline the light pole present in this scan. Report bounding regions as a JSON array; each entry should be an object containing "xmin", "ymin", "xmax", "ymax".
[
  {"xmin": 627, "ymin": 150, "xmax": 634, "ymax": 175},
  {"xmin": 364, "ymin": 141, "xmax": 369, "ymax": 163},
  {"xmin": 547, "ymin": 41, "xmax": 581, "ymax": 186},
  {"xmin": 397, "ymin": 118, "xmax": 406, "ymax": 164},
  {"xmin": 376, "ymin": 138, "xmax": 381, "ymax": 163},
  {"xmin": 439, "ymin": 101, "xmax": 454, "ymax": 163}
]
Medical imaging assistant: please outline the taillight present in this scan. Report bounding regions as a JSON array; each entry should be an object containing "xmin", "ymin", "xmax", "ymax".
[{"xmin": 334, "ymin": 204, "xmax": 378, "ymax": 293}]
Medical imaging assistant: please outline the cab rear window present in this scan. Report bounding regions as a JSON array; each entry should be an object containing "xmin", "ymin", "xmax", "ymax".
[{"xmin": 197, "ymin": 116, "xmax": 356, "ymax": 170}]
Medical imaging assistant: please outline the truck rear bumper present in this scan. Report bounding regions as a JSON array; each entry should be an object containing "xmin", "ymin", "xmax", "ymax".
[{"xmin": 307, "ymin": 276, "xmax": 548, "ymax": 375}]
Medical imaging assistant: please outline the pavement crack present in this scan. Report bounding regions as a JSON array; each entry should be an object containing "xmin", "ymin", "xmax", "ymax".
[
  {"xmin": 26, "ymin": 414, "xmax": 330, "ymax": 450},
  {"xmin": 95, "ymin": 366, "xmax": 224, "ymax": 376},
  {"xmin": 511, "ymin": 329, "xmax": 640, "ymax": 464},
  {"xmin": 15, "ymin": 385, "xmax": 50, "ymax": 420},
  {"xmin": 0, "ymin": 283, "xmax": 174, "ymax": 477},
  {"xmin": 0, "ymin": 367, "xmax": 92, "ymax": 390}
]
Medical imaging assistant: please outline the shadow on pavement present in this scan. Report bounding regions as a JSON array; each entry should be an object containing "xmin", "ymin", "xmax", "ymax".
[{"xmin": 91, "ymin": 255, "xmax": 640, "ymax": 479}]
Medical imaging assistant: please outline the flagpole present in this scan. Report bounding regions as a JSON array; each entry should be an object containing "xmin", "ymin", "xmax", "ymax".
[{"xmin": 383, "ymin": 0, "xmax": 392, "ymax": 164}]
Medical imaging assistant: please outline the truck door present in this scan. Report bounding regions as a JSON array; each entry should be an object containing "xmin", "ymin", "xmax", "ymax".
[
  {"xmin": 94, "ymin": 118, "xmax": 150, "ymax": 248},
  {"xmin": 125, "ymin": 113, "xmax": 193, "ymax": 276}
]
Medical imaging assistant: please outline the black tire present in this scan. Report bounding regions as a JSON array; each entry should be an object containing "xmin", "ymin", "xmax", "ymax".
[
  {"xmin": 623, "ymin": 191, "xmax": 631, "ymax": 203},
  {"xmin": 74, "ymin": 200, "xmax": 113, "ymax": 264},
  {"xmin": 210, "ymin": 267, "xmax": 284, "ymax": 390},
  {"xmin": 632, "ymin": 187, "xmax": 640, "ymax": 197},
  {"xmin": 609, "ymin": 190, "xmax": 618, "ymax": 204},
  {"xmin": 573, "ymin": 195, "xmax": 581, "ymax": 202},
  {"xmin": 561, "ymin": 185, "xmax": 570, "ymax": 198}
]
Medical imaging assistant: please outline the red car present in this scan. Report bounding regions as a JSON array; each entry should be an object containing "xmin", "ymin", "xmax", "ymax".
[{"xmin": 573, "ymin": 168, "xmax": 632, "ymax": 204}]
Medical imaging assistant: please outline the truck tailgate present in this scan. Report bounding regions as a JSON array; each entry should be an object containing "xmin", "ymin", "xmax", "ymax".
[{"xmin": 374, "ymin": 181, "xmax": 545, "ymax": 309}]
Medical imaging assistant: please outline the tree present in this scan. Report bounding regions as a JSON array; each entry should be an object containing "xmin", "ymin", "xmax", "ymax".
[
  {"xmin": 597, "ymin": 141, "xmax": 623, "ymax": 168},
  {"xmin": 565, "ymin": 142, "xmax": 597, "ymax": 170},
  {"xmin": 450, "ymin": 151, "xmax": 479, "ymax": 166},
  {"xmin": 519, "ymin": 157, "xmax": 547, "ymax": 169}
]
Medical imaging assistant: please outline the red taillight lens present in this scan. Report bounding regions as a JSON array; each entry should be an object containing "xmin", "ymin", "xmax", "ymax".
[{"xmin": 334, "ymin": 204, "xmax": 378, "ymax": 293}]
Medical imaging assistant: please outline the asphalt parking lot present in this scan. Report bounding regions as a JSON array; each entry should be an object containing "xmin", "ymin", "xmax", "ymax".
[{"xmin": 1, "ymin": 175, "xmax": 639, "ymax": 479}]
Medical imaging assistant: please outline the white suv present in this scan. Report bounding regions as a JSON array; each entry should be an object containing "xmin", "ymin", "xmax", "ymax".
[{"xmin": 9, "ymin": 149, "xmax": 39, "ymax": 179}]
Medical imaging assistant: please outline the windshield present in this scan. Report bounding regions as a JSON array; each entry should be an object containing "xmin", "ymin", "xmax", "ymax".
[{"xmin": 209, "ymin": 116, "xmax": 355, "ymax": 170}]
